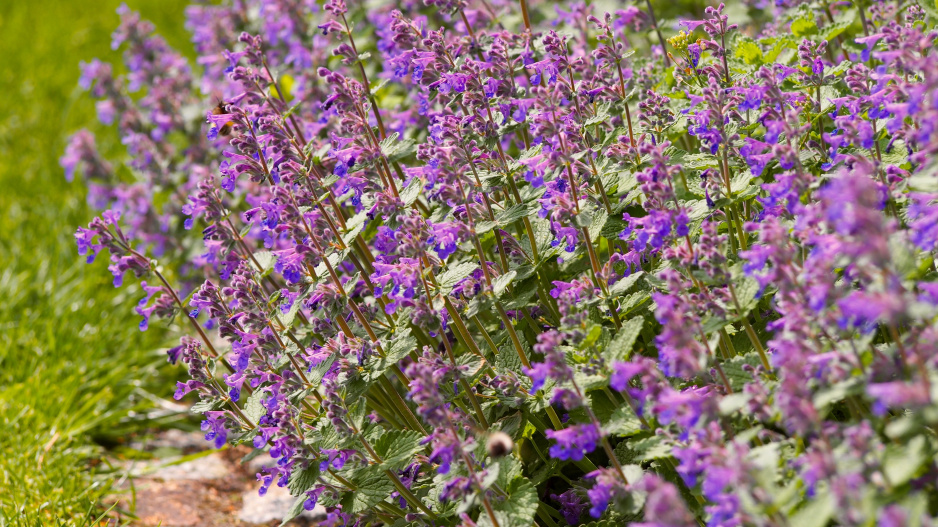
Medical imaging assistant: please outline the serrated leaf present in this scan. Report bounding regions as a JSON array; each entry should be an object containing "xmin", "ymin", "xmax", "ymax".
[
  {"xmin": 244, "ymin": 389, "xmax": 268, "ymax": 425},
  {"xmin": 821, "ymin": 20, "xmax": 851, "ymax": 41},
  {"xmin": 477, "ymin": 478, "xmax": 539, "ymax": 527},
  {"xmin": 584, "ymin": 102, "xmax": 613, "ymax": 127},
  {"xmin": 497, "ymin": 337, "xmax": 526, "ymax": 376},
  {"xmin": 493, "ymin": 270, "xmax": 517, "ymax": 298},
  {"xmin": 279, "ymin": 285, "xmax": 309, "ymax": 329},
  {"xmin": 601, "ymin": 214, "xmax": 629, "ymax": 240},
  {"xmin": 588, "ymin": 209, "xmax": 609, "ymax": 240},
  {"xmin": 608, "ymin": 271, "xmax": 645, "ymax": 298},
  {"xmin": 719, "ymin": 392, "xmax": 751, "ymax": 416},
  {"xmin": 191, "ymin": 398, "xmax": 225, "ymax": 414},
  {"xmin": 342, "ymin": 211, "xmax": 368, "ymax": 246},
  {"xmin": 437, "ymin": 262, "xmax": 478, "ymax": 291},
  {"xmin": 791, "ymin": 17, "xmax": 818, "ymax": 37},
  {"xmin": 341, "ymin": 464, "xmax": 396, "ymax": 514},
  {"xmin": 604, "ymin": 404, "xmax": 643, "ymax": 437},
  {"xmin": 730, "ymin": 277, "xmax": 761, "ymax": 320},
  {"xmin": 375, "ymin": 430, "xmax": 424, "ymax": 471},
  {"xmin": 721, "ymin": 353, "xmax": 763, "ymax": 391},
  {"xmin": 379, "ymin": 132, "xmax": 416, "ymax": 163},
  {"xmin": 493, "ymin": 456, "xmax": 523, "ymax": 490},
  {"xmin": 602, "ymin": 316, "xmax": 644, "ymax": 363},
  {"xmin": 497, "ymin": 203, "xmax": 539, "ymax": 227},
  {"xmin": 400, "ymin": 176, "xmax": 422, "ymax": 207},
  {"xmin": 735, "ymin": 40, "xmax": 763, "ymax": 65},
  {"xmin": 288, "ymin": 463, "xmax": 321, "ymax": 495},
  {"xmin": 364, "ymin": 330, "xmax": 417, "ymax": 382},
  {"xmin": 680, "ymin": 153, "xmax": 721, "ymax": 170},
  {"xmin": 253, "ymin": 250, "xmax": 275, "ymax": 272},
  {"xmin": 493, "ymin": 412, "xmax": 523, "ymax": 439},
  {"xmin": 631, "ymin": 435, "xmax": 673, "ymax": 461},
  {"xmin": 502, "ymin": 278, "xmax": 538, "ymax": 310}
]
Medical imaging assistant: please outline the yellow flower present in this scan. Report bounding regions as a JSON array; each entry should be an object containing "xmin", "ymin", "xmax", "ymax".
[{"xmin": 668, "ymin": 30, "xmax": 693, "ymax": 53}]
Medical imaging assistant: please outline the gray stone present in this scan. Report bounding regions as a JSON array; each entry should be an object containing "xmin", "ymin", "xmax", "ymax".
[
  {"xmin": 237, "ymin": 484, "xmax": 325, "ymax": 524},
  {"xmin": 148, "ymin": 452, "xmax": 231, "ymax": 481},
  {"xmin": 130, "ymin": 429, "xmax": 207, "ymax": 452}
]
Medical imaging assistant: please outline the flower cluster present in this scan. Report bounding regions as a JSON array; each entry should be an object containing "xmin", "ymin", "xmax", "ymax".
[{"xmin": 67, "ymin": 0, "xmax": 938, "ymax": 525}]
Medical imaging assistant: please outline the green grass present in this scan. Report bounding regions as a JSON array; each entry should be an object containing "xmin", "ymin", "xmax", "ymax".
[{"xmin": 0, "ymin": 1, "xmax": 191, "ymax": 524}]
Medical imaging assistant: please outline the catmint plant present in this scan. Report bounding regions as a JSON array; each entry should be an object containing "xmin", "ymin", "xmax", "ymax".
[{"xmin": 67, "ymin": 0, "xmax": 938, "ymax": 525}]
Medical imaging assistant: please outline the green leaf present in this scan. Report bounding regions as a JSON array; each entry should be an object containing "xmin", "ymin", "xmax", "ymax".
[
  {"xmin": 253, "ymin": 250, "xmax": 275, "ymax": 273},
  {"xmin": 608, "ymin": 271, "xmax": 645, "ymax": 298},
  {"xmin": 604, "ymin": 404, "xmax": 643, "ymax": 437},
  {"xmin": 812, "ymin": 378, "xmax": 864, "ymax": 415},
  {"xmin": 379, "ymin": 132, "xmax": 416, "ymax": 163},
  {"xmin": 477, "ymin": 478, "xmax": 539, "ymax": 527},
  {"xmin": 497, "ymin": 338, "xmax": 526, "ymax": 377},
  {"xmin": 588, "ymin": 209, "xmax": 609, "ymax": 240},
  {"xmin": 341, "ymin": 464, "xmax": 396, "ymax": 514},
  {"xmin": 762, "ymin": 36, "xmax": 797, "ymax": 63},
  {"xmin": 729, "ymin": 276, "xmax": 760, "ymax": 321},
  {"xmin": 493, "ymin": 270, "xmax": 517, "ymax": 298},
  {"xmin": 679, "ymin": 153, "xmax": 720, "ymax": 170},
  {"xmin": 342, "ymin": 211, "xmax": 369, "ymax": 246},
  {"xmin": 493, "ymin": 455, "xmax": 523, "ymax": 489},
  {"xmin": 363, "ymin": 329, "xmax": 417, "ymax": 382},
  {"xmin": 502, "ymin": 277, "xmax": 538, "ymax": 310},
  {"xmin": 191, "ymin": 398, "xmax": 225, "ymax": 414},
  {"xmin": 370, "ymin": 78, "xmax": 390, "ymax": 95},
  {"xmin": 288, "ymin": 463, "xmax": 321, "ymax": 495},
  {"xmin": 821, "ymin": 20, "xmax": 851, "ymax": 41},
  {"xmin": 438, "ymin": 262, "xmax": 477, "ymax": 291},
  {"xmin": 735, "ymin": 40, "xmax": 763, "ymax": 65},
  {"xmin": 630, "ymin": 435, "xmax": 673, "ymax": 462},
  {"xmin": 883, "ymin": 435, "xmax": 929, "ymax": 486},
  {"xmin": 279, "ymin": 285, "xmax": 309, "ymax": 329},
  {"xmin": 791, "ymin": 17, "xmax": 818, "ymax": 37},
  {"xmin": 399, "ymin": 176, "xmax": 422, "ymax": 207},
  {"xmin": 602, "ymin": 316, "xmax": 644, "ymax": 363},
  {"xmin": 493, "ymin": 412, "xmax": 524, "ymax": 439},
  {"xmin": 244, "ymin": 389, "xmax": 268, "ymax": 425},
  {"xmin": 375, "ymin": 430, "xmax": 424, "ymax": 471},
  {"xmin": 721, "ymin": 353, "xmax": 764, "ymax": 391},
  {"xmin": 581, "ymin": 324, "xmax": 603, "ymax": 350},
  {"xmin": 584, "ymin": 102, "xmax": 613, "ymax": 127},
  {"xmin": 601, "ymin": 214, "xmax": 629, "ymax": 240},
  {"xmin": 788, "ymin": 490, "xmax": 834, "ymax": 527},
  {"xmin": 497, "ymin": 203, "xmax": 539, "ymax": 227}
]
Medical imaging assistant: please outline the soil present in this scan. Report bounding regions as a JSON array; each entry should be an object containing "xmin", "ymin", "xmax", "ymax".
[{"xmin": 103, "ymin": 429, "xmax": 321, "ymax": 526}]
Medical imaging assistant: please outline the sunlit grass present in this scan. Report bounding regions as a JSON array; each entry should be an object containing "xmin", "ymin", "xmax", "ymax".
[{"xmin": 0, "ymin": 1, "xmax": 190, "ymax": 523}]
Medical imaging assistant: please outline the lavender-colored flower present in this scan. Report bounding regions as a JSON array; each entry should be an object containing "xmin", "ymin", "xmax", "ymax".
[{"xmin": 545, "ymin": 423, "xmax": 601, "ymax": 461}]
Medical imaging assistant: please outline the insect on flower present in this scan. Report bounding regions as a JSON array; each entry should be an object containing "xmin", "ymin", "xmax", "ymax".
[{"xmin": 210, "ymin": 100, "xmax": 235, "ymax": 137}]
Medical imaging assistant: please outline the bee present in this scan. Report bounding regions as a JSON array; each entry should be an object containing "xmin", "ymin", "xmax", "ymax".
[{"xmin": 210, "ymin": 100, "xmax": 235, "ymax": 137}]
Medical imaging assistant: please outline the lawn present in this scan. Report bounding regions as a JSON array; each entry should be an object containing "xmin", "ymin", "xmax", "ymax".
[{"xmin": 0, "ymin": 1, "xmax": 190, "ymax": 523}]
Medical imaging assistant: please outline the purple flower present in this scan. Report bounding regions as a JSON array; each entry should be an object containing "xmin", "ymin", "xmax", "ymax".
[
  {"xmin": 550, "ymin": 490, "xmax": 588, "ymax": 524},
  {"xmin": 545, "ymin": 423, "xmax": 601, "ymax": 461},
  {"xmin": 200, "ymin": 411, "xmax": 229, "ymax": 448},
  {"xmin": 585, "ymin": 467, "xmax": 626, "ymax": 518}
]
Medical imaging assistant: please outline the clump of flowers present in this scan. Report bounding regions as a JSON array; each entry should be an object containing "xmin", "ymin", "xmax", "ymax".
[{"xmin": 67, "ymin": 0, "xmax": 938, "ymax": 525}]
